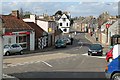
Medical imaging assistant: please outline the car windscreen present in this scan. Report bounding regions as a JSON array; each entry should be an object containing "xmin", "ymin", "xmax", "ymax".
[
  {"xmin": 56, "ymin": 40, "xmax": 64, "ymax": 43},
  {"xmin": 4, "ymin": 45, "xmax": 10, "ymax": 48},
  {"xmin": 90, "ymin": 44, "xmax": 102, "ymax": 50}
]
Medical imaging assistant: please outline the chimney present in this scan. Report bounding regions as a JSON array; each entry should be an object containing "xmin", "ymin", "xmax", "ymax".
[{"xmin": 11, "ymin": 10, "xmax": 20, "ymax": 19}]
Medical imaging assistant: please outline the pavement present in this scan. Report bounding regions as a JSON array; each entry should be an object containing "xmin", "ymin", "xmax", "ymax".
[
  {"xmin": 2, "ymin": 74, "xmax": 19, "ymax": 80},
  {"xmin": 24, "ymin": 46, "xmax": 54, "ymax": 54},
  {"xmin": 85, "ymin": 33, "xmax": 109, "ymax": 55}
]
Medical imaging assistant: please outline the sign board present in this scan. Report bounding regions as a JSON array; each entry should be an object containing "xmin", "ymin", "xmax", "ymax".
[
  {"xmin": 48, "ymin": 28, "xmax": 52, "ymax": 33},
  {"xmin": 106, "ymin": 24, "xmax": 111, "ymax": 28}
]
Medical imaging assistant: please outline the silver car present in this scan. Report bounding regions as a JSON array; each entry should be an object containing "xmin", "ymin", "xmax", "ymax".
[{"xmin": 4, "ymin": 44, "xmax": 23, "ymax": 56}]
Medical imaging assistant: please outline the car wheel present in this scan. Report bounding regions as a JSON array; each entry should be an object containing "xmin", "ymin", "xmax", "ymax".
[
  {"xmin": 111, "ymin": 73, "xmax": 120, "ymax": 80},
  {"xmin": 100, "ymin": 53, "xmax": 103, "ymax": 56},
  {"xmin": 88, "ymin": 52, "xmax": 90, "ymax": 55},
  {"xmin": 19, "ymin": 50, "xmax": 23, "ymax": 55},
  {"xmin": 5, "ymin": 51, "xmax": 10, "ymax": 56},
  {"xmin": 108, "ymin": 58, "xmax": 113, "ymax": 62},
  {"xmin": 55, "ymin": 46, "xmax": 58, "ymax": 49},
  {"xmin": 90, "ymin": 53, "xmax": 92, "ymax": 56}
]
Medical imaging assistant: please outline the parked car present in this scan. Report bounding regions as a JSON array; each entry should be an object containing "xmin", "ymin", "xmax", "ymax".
[
  {"xmin": 63, "ymin": 37, "xmax": 71, "ymax": 45},
  {"xmin": 88, "ymin": 44, "xmax": 103, "ymax": 56},
  {"xmin": 105, "ymin": 55, "xmax": 120, "ymax": 80},
  {"xmin": 106, "ymin": 48, "xmax": 113, "ymax": 62},
  {"xmin": 4, "ymin": 44, "xmax": 24, "ymax": 56},
  {"xmin": 55, "ymin": 39, "xmax": 67, "ymax": 48}
]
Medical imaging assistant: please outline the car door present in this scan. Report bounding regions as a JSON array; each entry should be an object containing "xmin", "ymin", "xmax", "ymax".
[
  {"xmin": 11, "ymin": 44, "xmax": 17, "ymax": 53},
  {"xmin": 15, "ymin": 44, "xmax": 21, "ymax": 52}
]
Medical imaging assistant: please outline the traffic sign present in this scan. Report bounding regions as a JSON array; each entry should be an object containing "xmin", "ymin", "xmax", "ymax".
[{"xmin": 106, "ymin": 24, "xmax": 111, "ymax": 28}]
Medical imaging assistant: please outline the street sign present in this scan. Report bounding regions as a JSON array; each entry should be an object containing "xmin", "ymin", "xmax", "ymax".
[{"xmin": 106, "ymin": 24, "xmax": 111, "ymax": 28}]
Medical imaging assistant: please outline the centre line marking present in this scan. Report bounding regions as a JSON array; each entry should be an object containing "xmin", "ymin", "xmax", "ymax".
[{"xmin": 41, "ymin": 61, "xmax": 53, "ymax": 67}]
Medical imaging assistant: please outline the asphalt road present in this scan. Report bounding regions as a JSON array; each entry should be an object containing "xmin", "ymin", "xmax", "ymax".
[{"xmin": 3, "ymin": 33, "xmax": 107, "ymax": 79}]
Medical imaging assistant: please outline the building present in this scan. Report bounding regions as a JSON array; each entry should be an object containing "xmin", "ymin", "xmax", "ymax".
[
  {"xmin": 57, "ymin": 14, "xmax": 70, "ymax": 33},
  {"xmin": 23, "ymin": 14, "xmax": 57, "ymax": 46},
  {"xmin": 26, "ymin": 22, "xmax": 48, "ymax": 49},
  {"xmin": 2, "ymin": 10, "xmax": 35, "ymax": 51},
  {"xmin": 36, "ymin": 18, "xmax": 56, "ymax": 46}
]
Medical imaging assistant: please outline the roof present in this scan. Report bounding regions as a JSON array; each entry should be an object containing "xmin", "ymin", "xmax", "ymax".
[
  {"xmin": 2, "ymin": 15, "xmax": 34, "ymax": 32},
  {"xmin": 26, "ymin": 22, "xmax": 47, "ymax": 38}
]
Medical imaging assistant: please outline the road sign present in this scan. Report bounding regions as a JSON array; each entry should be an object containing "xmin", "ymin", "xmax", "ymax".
[{"xmin": 106, "ymin": 24, "xmax": 111, "ymax": 28}]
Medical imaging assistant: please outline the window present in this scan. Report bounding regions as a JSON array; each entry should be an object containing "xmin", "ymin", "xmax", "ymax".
[
  {"xmin": 60, "ymin": 23, "xmax": 62, "ymax": 26},
  {"xmin": 16, "ymin": 35, "xmax": 27, "ymax": 49},
  {"xmin": 63, "ymin": 28, "xmax": 67, "ymax": 32},
  {"xmin": 63, "ymin": 18, "xmax": 66, "ymax": 21},
  {"xmin": 66, "ymin": 23, "xmax": 68, "ymax": 26},
  {"xmin": 19, "ymin": 36, "xmax": 27, "ymax": 43}
]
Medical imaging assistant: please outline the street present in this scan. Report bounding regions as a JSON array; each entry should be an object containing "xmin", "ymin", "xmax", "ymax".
[{"xmin": 3, "ymin": 32, "xmax": 107, "ymax": 79}]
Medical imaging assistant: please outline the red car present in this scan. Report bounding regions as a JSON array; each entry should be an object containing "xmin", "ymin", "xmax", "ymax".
[{"xmin": 106, "ymin": 48, "xmax": 113, "ymax": 62}]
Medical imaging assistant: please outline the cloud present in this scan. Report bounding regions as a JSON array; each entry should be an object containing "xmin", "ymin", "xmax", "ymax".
[
  {"xmin": 1, "ymin": 0, "xmax": 120, "ymax": 2},
  {"xmin": 2, "ymin": 2, "xmax": 118, "ymax": 17}
]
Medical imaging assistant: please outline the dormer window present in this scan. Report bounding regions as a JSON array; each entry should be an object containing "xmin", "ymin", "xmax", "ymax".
[{"xmin": 63, "ymin": 18, "xmax": 66, "ymax": 21}]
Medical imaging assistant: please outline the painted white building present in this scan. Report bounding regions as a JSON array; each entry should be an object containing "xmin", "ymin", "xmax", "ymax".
[
  {"xmin": 23, "ymin": 14, "xmax": 56, "ymax": 46},
  {"xmin": 2, "ymin": 13, "xmax": 35, "ymax": 51},
  {"xmin": 23, "ymin": 15, "xmax": 36, "ymax": 23},
  {"xmin": 58, "ymin": 14, "xmax": 70, "ymax": 33}
]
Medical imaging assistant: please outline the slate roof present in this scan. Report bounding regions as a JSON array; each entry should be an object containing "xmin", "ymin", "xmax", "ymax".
[
  {"xmin": 26, "ymin": 22, "xmax": 47, "ymax": 38},
  {"xmin": 2, "ymin": 15, "xmax": 34, "ymax": 32}
]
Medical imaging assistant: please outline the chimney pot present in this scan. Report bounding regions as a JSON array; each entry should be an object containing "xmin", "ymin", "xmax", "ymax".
[{"xmin": 12, "ymin": 10, "xmax": 20, "ymax": 19}]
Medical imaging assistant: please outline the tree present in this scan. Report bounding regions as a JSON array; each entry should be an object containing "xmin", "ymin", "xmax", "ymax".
[
  {"xmin": 70, "ymin": 19, "xmax": 74, "ymax": 26},
  {"xmin": 19, "ymin": 8, "xmax": 23, "ymax": 19},
  {"xmin": 23, "ymin": 11, "xmax": 32, "ymax": 18},
  {"xmin": 55, "ymin": 10, "xmax": 62, "ymax": 16}
]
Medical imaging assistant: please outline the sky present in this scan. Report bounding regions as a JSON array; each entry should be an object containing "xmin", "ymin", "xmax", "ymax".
[{"xmin": 1, "ymin": 0, "xmax": 120, "ymax": 17}]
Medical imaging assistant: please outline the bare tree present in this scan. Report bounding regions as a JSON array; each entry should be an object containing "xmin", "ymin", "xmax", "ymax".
[{"xmin": 19, "ymin": 8, "xmax": 24, "ymax": 19}]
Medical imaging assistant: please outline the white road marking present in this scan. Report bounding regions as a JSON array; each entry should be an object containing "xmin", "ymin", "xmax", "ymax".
[
  {"xmin": 78, "ymin": 41, "xmax": 83, "ymax": 49},
  {"xmin": 5, "ymin": 60, "xmax": 42, "ymax": 68},
  {"xmin": 82, "ymin": 53, "xmax": 106, "ymax": 59},
  {"xmin": 41, "ymin": 61, "xmax": 53, "ymax": 67}
]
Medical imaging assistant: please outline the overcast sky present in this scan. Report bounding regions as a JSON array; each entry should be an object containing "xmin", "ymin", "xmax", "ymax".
[{"xmin": 1, "ymin": 0, "xmax": 119, "ymax": 17}]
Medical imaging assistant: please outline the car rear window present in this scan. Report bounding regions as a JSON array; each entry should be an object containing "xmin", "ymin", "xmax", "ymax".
[{"xmin": 90, "ymin": 44, "xmax": 102, "ymax": 50}]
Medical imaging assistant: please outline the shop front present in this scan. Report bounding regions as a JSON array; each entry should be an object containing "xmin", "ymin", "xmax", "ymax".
[{"xmin": 3, "ymin": 31, "xmax": 33, "ymax": 50}]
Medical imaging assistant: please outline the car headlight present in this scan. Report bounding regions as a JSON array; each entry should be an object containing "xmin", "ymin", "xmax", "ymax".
[
  {"xmin": 98, "ymin": 50, "xmax": 102, "ymax": 52},
  {"xmin": 89, "ymin": 49, "xmax": 92, "ymax": 51}
]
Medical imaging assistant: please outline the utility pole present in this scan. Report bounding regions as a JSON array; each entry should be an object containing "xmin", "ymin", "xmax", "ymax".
[{"xmin": 0, "ymin": 17, "xmax": 3, "ymax": 80}]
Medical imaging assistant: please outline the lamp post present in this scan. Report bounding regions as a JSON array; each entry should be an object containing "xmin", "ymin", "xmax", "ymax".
[{"xmin": 106, "ymin": 24, "xmax": 111, "ymax": 43}]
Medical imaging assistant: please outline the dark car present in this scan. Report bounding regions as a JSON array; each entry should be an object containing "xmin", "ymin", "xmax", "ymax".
[
  {"xmin": 88, "ymin": 44, "xmax": 103, "ymax": 56},
  {"xmin": 62, "ymin": 37, "xmax": 71, "ymax": 45},
  {"xmin": 55, "ymin": 39, "xmax": 67, "ymax": 48}
]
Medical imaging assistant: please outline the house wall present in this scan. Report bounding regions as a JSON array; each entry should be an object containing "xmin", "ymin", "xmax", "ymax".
[
  {"xmin": 23, "ymin": 15, "xmax": 36, "ymax": 23},
  {"xmin": 107, "ymin": 20, "xmax": 118, "ymax": 45},
  {"xmin": 101, "ymin": 33, "xmax": 107, "ymax": 44},
  {"xmin": 30, "ymin": 31, "xmax": 35, "ymax": 50},
  {"xmin": 3, "ymin": 35, "xmax": 16, "ymax": 45},
  {"xmin": 37, "ymin": 20, "xmax": 48, "ymax": 32}
]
